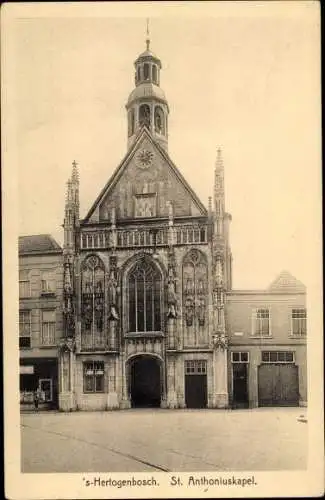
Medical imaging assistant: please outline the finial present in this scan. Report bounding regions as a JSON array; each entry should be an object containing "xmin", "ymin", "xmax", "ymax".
[
  {"xmin": 208, "ymin": 196, "xmax": 212, "ymax": 214},
  {"xmin": 215, "ymin": 147, "xmax": 223, "ymax": 170},
  {"xmin": 71, "ymin": 160, "xmax": 79, "ymax": 183},
  {"xmin": 146, "ymin": 18, "xmax": 150, "ymax": 50}
]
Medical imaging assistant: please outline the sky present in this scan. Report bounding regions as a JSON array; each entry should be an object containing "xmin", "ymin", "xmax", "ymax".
[{"xmin": 8, "ymin": 2, "xmax": 321, "ymax": 289}]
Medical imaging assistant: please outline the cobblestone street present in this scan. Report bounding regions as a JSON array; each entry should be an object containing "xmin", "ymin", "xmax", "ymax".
[{"xmin": 21, "ymin": 407, "xmax": 307, "ymax": 473}]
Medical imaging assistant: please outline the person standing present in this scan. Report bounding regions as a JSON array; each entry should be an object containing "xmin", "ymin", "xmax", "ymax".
[{"xmin": 34, "ymin": 387, "xmax": 42, "ymax": 411}]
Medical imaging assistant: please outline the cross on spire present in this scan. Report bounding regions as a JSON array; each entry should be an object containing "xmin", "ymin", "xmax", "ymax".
[{"xmin": 146, "ymin": 18, "xmax": 150, "ymax": 50}]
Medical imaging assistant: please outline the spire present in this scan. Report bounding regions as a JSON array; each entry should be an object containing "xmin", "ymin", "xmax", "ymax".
[
  {"xmin": 71, "ymin": 160, "xmax": 80, "ymax": 224},
  {"xmin": 214, "ymin": 146, "xmax": 225, "ymax": 216},
  {"xmin": 71, "ymin": 160, "xmax": 79, "ymax": 184},
  {"xmin": 146, "ymin": 18, "xmax": 150, "ymax": 51}
]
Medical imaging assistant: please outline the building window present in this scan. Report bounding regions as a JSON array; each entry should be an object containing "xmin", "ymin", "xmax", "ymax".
[
  {"xmin": 292, "ymin": 308, "xmax": 307, "ymax": 336},
  {"xmin": 261, "ymin": 351, "xmax": 294, "ymax": 363},
  {"xmin": 81, "ymin": 255, "xmax": 105, "ymax": 350},
  {"xmin": 185, "ymin": 360, "xmax": 207, "ymax": 375},
  {"xmin": 41, "ymin": 310, "xmax": 56, "ymax": 345},
  {"xmin": 182, "ymin": 249, "xmax": 208, "ymax": 335},
  {"xmin": 83, "ymin": 361, "xmax": 104, "ymax": 393},
  {"xmin": 41, "ymin": 270, "xmax": 56, "ymax": 294},
  {"xmin": 143, "ymin": 63, "xmax": 149, "ymax": 80},
  {"xmin": 154, "ymin": 106, "xmax": 165, "ymax": 135},
  {"xmin": 231, "ymin": 352, "xmax": 249, "ymax": 363},
  {"xmin": 19, "ymin": 270, "xmax": 31, "ymax": 298},
  {"xmin": 252, "ymin": 308, "xmax": 270, "ymax": 336},
  {"xmin": 128, "ymin": 257, "xmax": 162, "ymax": 332},
  {"xmin": 152, "ymin": 64, "xmax": 158, "ymax": 83},
  {"xmin": 19, "ymin": 310, "xmax": 31, "ymax": 348},
  {"xmin": 139, "ymin": 104, "xmax": 151, "ymax": 128}
]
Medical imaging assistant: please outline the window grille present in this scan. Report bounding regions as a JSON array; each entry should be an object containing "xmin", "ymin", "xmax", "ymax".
[
  {"xmin": 41, "ymin": 310, "xmax": 56, "ymax": 345},
  {"xmin": 253, "ymin": 308, "xmax": 270, "ymax": 336},
  {"xmin": 19, "ymin": 310, "xmax": 31, "ymax": 348},
  {"xmin": 19, "ymin": 270, "xmax": 31, "ymax": 297},
  {"xmin": 185, "ymin": 360, "xmax": 207, "ymax": 375},
  {"xmin": 261, "ymin": 351, "xmax": 294, "ymax": 363},
  {"xmin": 83, "ymin": 361, "xmax": 104, "ymax": 392},
  {"xmin": 231, "ymin": 352, "xmax": 249, "ymax": 363},
  {"xmin": 292, "ymin": 308, "xmax": 307, "ymax": 336}
]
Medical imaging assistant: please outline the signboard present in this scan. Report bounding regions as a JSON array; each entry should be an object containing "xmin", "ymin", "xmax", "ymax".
[{"xmin": 20, "ymin": 365, "xmax": 34, "ymax": 374}]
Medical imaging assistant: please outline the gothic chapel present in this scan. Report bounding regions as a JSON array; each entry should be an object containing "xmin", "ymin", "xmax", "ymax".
[{"xmin": 58, "ymin": 33, "xmax": 307, "ymax": 411}]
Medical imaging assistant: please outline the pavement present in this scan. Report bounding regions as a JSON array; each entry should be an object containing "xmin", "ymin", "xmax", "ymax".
[{"xmin": 21, "ymin": 407, "xmax": 307, "ymax": 473}]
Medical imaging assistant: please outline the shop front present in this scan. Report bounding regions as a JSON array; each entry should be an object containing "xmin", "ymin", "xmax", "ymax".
[{"xmin": 20, "ymin": 358, "xmax": 58, "ymax": 410}]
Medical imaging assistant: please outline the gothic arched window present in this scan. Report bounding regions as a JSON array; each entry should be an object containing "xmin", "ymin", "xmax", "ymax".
[
  {"xmin": 128, "ymin": 257, "xmax": 162, "ymax": 332},
  {"xmin": 154, "ymin": 106, "xmax": 165, "ymax": 135},
  {"xmin": 139, "ymin": 104, "xmax": 151, "ymax": 129},
  {"xmin": 182, "ymin": 249, "xmax": 208, "ymax": 345},
  {"xmin": 81, "ymin": 255, "xmax": 105, "ymax": 350}
]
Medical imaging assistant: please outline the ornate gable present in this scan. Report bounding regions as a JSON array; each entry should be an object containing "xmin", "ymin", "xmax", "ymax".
[
  {"xmin": 268, "ymin": 270, "xmax": 306, "ymax": 293},
  {"xmin": 84, "ymin": 128, "xmax": 207, "ymax": 223}
]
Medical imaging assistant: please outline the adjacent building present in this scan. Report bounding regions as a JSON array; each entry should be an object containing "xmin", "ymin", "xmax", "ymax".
[
  {"xmin": 19, "ymin": 235, "xmax": 63, "ymax": 410},
  {"xmin": 19, "ymin": 34, "xmax": 307, "ymax": 412}
]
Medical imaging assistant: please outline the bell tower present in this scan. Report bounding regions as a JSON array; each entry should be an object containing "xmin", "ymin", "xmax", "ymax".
[{"xmin": 126, "ymin": 20, "xmax": 169, "ymax": 151}]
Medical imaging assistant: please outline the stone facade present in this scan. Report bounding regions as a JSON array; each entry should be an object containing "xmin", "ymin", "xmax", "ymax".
[{"xmin": 18, "ymin": 35, "xmax": 307, "ymax": 412}]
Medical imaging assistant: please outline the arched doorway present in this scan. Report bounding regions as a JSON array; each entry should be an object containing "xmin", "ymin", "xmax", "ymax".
[{"xmin": 129, "ymin": 355, "xmax": 162, "ymax": 408}]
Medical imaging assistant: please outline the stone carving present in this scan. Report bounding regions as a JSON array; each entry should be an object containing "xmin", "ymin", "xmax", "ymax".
[
  {"xmin": 94, "ymin": 280, "xmax": 104, "ymax": 331},
  {"xmin": 59, "ymin": 336, "xmax": 76, "ymax": 352},
  {"xmin": 212, "ymin": 332, "xmax": 228, "ymax": 350},
  {"xmin": 197, "ymin": 296, "xmax": 206, "ymax": 326},
  {"xmin": 63, "ymin": 262, "xmax": 75, "ymax": 336},
  {"xmin": 108, "ymin": 257, "xmax": 119, "ymax": 321},
  {"xmin": 182, "ymin": 249, "xmax": 208, "ymax": 329},
  {"xmin": 167, "ymin": 266, "xmax": 177, "ymax": 319},
  {"xmin": 215, "ymin": 257, "xmax": 224, "ymax": 286},
  {"xmin": 184, "ymin": 296, "xmax": 194, "ymax": 326}
]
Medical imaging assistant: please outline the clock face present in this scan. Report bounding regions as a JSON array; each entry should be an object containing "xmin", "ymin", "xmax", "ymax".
[{"xmin": 136, "ymin": 149, "xmax": 154, "ymax": 169}]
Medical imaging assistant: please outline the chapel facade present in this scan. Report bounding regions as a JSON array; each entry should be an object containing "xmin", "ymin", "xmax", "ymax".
[{"xmin": 56, "ymin": 36, "xmax": 307, "ymax": 411}]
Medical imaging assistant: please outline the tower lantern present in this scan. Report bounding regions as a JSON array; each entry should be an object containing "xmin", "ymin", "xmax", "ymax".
[{"xmin": 126, "ymin": 21, "xmax": 169, "ymax": 151}]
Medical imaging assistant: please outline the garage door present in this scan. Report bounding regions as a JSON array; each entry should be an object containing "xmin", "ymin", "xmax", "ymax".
[{"xmin": 258, "ymin": 364, "xmax": 299, "ymax": 407}]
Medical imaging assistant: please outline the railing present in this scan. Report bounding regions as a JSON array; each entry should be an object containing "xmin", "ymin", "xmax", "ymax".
[
  {"xmin": 81, "ymin": 232, "xmax": 108, "ymax": 250},
  {"xmin": 117, "ymin": 228, "xmax": 168, "ymax": 247},
  {"xmin": 174, "ymin": 225, "xmax": 208, "ymax": 245},
  {"xmin": 80, "ymin": 224, "xmax": 209, "ymax": 250}
]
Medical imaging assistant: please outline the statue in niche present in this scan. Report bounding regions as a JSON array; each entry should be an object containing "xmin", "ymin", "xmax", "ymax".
[
  {"xmin": 94, "ymin": 296, "xmax": 104, "ymax": 331},
  {"xmin": 63, "ymin": 262, "xmax": 75, "ymax": 336},
  {"xmin": 108, "ymin": 269, "xmax": 119, "ymax": 321},
  {"xmin": 185, "ymin": 278, "xmax": 194, "ymax": 295},
  {"xmin": 83, "ymin": 299, "xmax": 92, "ymax": 330},
  {"xmin": 154, "ymin": 110, "xmax": 163, "ymax": 134},
  {"xmin": 184, "ymin": 296, "xmax": 194, "ymax": 327},
  {"xmin": 167, "ymin": 266, "xmax": 177, "ymax": 319},
  {"xmin": 197, "ymin": 296, "xmax": 206, "ymax": 326},
  {"xmin": 215, "ymin": 258, "xmax": 223, "ymax": 286}
]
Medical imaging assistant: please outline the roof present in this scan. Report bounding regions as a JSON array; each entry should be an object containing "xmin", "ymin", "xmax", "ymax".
[
  {"xmin": 83, "ymin": 126, "xmax": 208, "ymax": 222},
  {"xmin": 268, "ymin": 270, "xmax": 306, "ymax": 293},
  {"xmin": 135, "ymin": 49, "xmax": 161, "ymax": 65},
  {"xmin": 127, "ymin": 83, "xmax": 167, "ymax": 107},
  {"xmin": 19, "ymin": 234, "xmax": 62, "ymax": 255}
]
